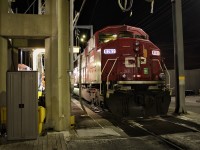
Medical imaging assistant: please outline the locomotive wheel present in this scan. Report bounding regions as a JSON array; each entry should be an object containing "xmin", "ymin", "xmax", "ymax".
[
  {"xmin": 136, "ymin": 90, "xmax": 171, "ymax": 117},
  {"xmin": 104, "ymin": 90, "xmax": 171, "ymax": 118},
  {"xmin": 104, "ymin": 91, "xmax": 130, "ymax": 117}
]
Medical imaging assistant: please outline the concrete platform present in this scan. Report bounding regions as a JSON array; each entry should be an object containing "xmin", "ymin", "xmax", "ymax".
[
  {"xmin": 1, "ymin": 96, "xmax": 200, "ymax": 150},
  {"xmin": 0, "ymin": 132, "xmax": 67, "ymax": 150}
]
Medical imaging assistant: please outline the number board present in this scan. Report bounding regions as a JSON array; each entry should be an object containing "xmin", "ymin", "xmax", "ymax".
[
  {"xmin": 152, "ymin": 50, "xmax": 160, "ymax": 56},
  {"xmin": 104, "ymin": 49, "xmax": 116, "ymax": 54}
]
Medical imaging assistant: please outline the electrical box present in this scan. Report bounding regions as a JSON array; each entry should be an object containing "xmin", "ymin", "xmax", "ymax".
[{"xmin": 7, "ymin": 71, "xmax": 38, "ymax": 140}]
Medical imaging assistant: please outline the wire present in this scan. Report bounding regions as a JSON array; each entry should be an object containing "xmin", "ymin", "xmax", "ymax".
[
  {"xmin": 136, "ymin": 0, "xmax": 193, "ymax": 33},
  {"xmin": 150, "ymin": 0, "xmax": 154, "ymax": 14},
  {"xmin": 24, "ymin": 0, "xmax": 37, "ymax": 14},
  {"xmin": 79, "ymin": 0, "xmax": 86, "ymax": 14},
  {"xmin": 118, "ymin": 0, "xmax": 133, "ymax": 12},
  {"xmin": 120, "ymin": 0, "xmax": 170, "ymax": 27},
  {"xmin": 145, "ymin": 0, "xmax": 155, "ymax": 13},
  {"xmin": 89, "ymin": 0, "xmax": 100, "ymax": 24},
  {"xmin": 74, "ymin": 0, "xmax": 86, "ymax": 27},
  {"xmin": 137, "ymin": 2, "xmax": 171, "ymax": 32}
]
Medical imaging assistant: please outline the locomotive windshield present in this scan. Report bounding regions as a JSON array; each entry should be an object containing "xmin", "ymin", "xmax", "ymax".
[
  {"xmin": 117, "ymin": 31, "xmax": 147, "ymax": 39},
  {"xmin": 99, "ymin": 33, "xmax": 117, "ymax": 44},
  {"xmin": 118, "ymin": 31, "xmax": 133, "ymax": 38},
  {"xmin": 135, "ymin": 34, "xmax": 147, "ymax": 39},
  {"xmin": 98, "ymin": 31, "xmax": 147, "ymax": 44}
]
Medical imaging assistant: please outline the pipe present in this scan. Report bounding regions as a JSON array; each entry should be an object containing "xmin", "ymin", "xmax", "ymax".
[{"xmin": 70, "ymin": 0, "xmax": 74, "ymax": 71}]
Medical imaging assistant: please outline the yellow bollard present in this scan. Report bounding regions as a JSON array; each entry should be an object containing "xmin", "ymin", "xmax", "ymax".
[
  {"xmin": 38, "ymin": 106, "xmax": 46, "ymax": 134},
  {"xmin": 38, "ymin": 91, "xmax": 42, "ymax": 99},
  {"xmin": 0, "ymin": 107, "xmax": 6, "ymax": 124},
  {"xmin": 70, "ymin": 115, "xmax": 75, "ymax": 128}
]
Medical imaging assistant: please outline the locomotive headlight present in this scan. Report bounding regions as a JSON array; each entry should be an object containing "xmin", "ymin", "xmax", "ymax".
[
  {"xmin": 159, "ymin": 73, "xmax": 166, "ymax": 80},
  {"xmin": 135, "ymin": 46, "xmax": 139, "ymax": 52},
  {"xmin": 135, "ymin": 41, "xmax": 140, "ymax": 46},
  {"xmin": 122, "ymin": 73, "xmax": 126, "ymax": 78}
]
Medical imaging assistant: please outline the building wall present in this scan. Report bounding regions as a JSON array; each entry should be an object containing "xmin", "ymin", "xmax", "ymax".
[{"xmin": 168, "ymin": 69, "xmax": 200, "ymax": 95}]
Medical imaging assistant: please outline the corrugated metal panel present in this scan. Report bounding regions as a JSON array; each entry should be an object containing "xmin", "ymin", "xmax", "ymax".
[{"xmin": 167, "ymin": 69, "xmax": 200, "ymax": 95}]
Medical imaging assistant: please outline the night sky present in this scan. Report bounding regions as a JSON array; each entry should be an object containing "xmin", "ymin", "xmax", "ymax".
[
  {"xmin": 12, "ymin": 0, "xmax": 200, "ymax": 69},
  {"xmin": 74, "ymin": 0, "xmax": 200, "ymax": 70}
]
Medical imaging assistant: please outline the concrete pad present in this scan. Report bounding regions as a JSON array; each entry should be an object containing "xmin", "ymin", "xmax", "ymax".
[
  {"xmin": 59, "ymin": 131, "xmax": 71, "ymax": 140},
  {"xmin": 162, "ymin": 132, "xmax": 200, "ymax": 150},
  {"xmin": 196, "ymin": 99, "xmax": 200, "ymax": 103},
  {"xmin": 66, "ymin": 136, "xmax": 174, "ymax": 150},
  {"xmin": 76, "ymin": 128, "xmax": 121, "ymax": 137}
]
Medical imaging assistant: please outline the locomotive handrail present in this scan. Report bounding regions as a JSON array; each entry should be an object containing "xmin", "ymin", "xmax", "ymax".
[
  {"xmin": 162, "ymin": 61, "xmax": 171, "ymax": 90},
  {"xmin": 101, "ymin": 59, "xmax": 118, "ymax": 75},
  {"xmin": 100, "ymin": 58, "xmax": 119, "ymax": 94},
  {"xmin": 152, "ymin": 59, "xmax": 170, "ymax": 90},
  {"xmin": 106, "ymin": 58, "xmax": 119, "ymax": 91},
  {"xmin": 152, "ymin": 59, "xmax": 164, "ymax": 72}
]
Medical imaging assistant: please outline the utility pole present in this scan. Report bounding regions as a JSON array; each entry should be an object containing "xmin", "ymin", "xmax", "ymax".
[{"xmin": 171, "ymin": 0, "xmax": 186, "ymax": 114}]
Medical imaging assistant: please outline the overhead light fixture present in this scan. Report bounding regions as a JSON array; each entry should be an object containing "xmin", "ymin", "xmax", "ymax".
[
  {"xmin": 80, "ymin": 38, "xmax": 84, "ymax": 42},
  {"xmin": 145, "ymin": 0, "xmax": 154, "ymax": 13},
  {"xmin": 82, "ymin": 34, "xmax": 86, "ymax": 39}
]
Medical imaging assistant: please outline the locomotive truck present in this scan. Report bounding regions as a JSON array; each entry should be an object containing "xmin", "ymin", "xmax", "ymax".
[{"xmin": 73, "ymin": 25, "xmax": 171, "ymax": 117}]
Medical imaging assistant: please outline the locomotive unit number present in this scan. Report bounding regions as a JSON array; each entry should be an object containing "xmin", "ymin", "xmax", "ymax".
[
  {"xmin": 152, "ymin": 50, "xmax": 160, "ymax": 56},
  {"xmin": 104, "ymin": 49, "xmax": 116, "ymax": 54}
]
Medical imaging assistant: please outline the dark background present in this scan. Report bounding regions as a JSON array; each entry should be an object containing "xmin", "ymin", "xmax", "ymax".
[{"xmin": 12, "ymin": 0, "xmax": 200, "ymax": 69}]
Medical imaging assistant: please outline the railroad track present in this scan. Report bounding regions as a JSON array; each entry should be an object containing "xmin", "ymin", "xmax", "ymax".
[
  {"xmin": 155, "ymin": 116, "xmax": 200, "ymax": 133},
  {"xmin": 123, "ymin": 115, "xmax": 200, "ymax": 150},
  {"xmin": 98, "ymin": 109, "xmax": 200, "ymax": 149},
  {"xmin": 126, "ymin": 119, "xmax": 185, "ymax": 150},
  {"xmin": 72, "ymin": 96, "xmax": 200, "ymax": 149}
]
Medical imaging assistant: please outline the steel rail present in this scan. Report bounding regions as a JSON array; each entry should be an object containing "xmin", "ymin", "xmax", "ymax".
[
  {"xmin": 156, "ymin": 117, "xmax": 200, "ymax": 133},
  {"xmin": 127, "ymin": 120, "xmax": 185, "ymax": 150}
]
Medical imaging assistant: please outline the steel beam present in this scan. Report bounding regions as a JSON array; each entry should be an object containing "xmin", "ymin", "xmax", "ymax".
[{"xmin": 171, "ymin": 0, "xmax": 186, "ymax": 114}]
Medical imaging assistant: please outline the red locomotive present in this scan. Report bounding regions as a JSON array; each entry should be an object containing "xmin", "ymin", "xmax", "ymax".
[{"xmin": 73, "ymin": 25, "xmax": 171, "ymax": 117}]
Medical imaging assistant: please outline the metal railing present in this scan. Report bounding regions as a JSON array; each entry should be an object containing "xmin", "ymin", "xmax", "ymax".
[
  {"xmin": 23, "ymin": 0, "xmax": 45, "ymax": 14},
  {"xmin": 152, "ymin": 59, "xmax": 170, "ymax": 90},
  {"xmin": 100, "ymin": 58, "xmax": 119, "ymax": 94}
]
